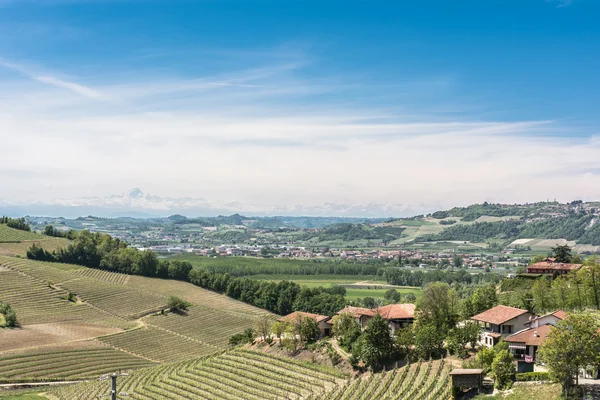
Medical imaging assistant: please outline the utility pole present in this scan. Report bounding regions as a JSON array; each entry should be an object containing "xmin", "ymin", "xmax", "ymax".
[{"xmin": 111, "ymin": 373, "xmax": 117, "ymax": 400}]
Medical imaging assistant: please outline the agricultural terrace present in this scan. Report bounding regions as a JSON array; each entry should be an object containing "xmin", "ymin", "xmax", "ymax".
[
  {"xmin": 0, "ymin": 346, "xmax": 155, "ymax": 380},
  {"xmin": 0, "ymin": 238, "xmax": 69, "ymax": 257},
  {"xmin": 48, "ymin": 350, "xmax": 452, "ymax": 400},
  {"xmin": 0, "ymin": 268, "xmax": 103, "ymax": 326},
  {"xmin": 0, "ymin": 225, "xmax": 43, "ymax": 243},
  {"xmin": 97, "ymin": 326, "xmax": 220, "ymax": 363},
  {"xmin": 0, "ymin": 253, "xmax": 269, "ymax": 380},
  {"xmin": 143, "ymin": 305, "xmax": 268, "ymax": 348},
  {"xmin": 126, "ymin": 275, "xmax": 272, "ymax": 318},
  {"xmin": 50, "ymin": 348, "xmax": 347, "ymax": 400},
  {"xmin": 313, "ymin": 359, "xmax": 451, "ymax": 400}
]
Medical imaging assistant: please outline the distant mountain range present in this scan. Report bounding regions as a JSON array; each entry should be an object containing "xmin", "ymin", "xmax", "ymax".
[{"xmin": 0, "ymin": 188, "xmax": 430, "ymax": 218}]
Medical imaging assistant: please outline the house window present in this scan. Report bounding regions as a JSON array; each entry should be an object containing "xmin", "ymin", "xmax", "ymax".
[{"xmin": 502, "ymin": 325, "xmax": 513, "ymax": 334}]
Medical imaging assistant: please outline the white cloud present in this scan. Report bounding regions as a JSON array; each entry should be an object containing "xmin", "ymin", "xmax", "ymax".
[
  {"xmin": 0, "ymin": 59, "xmax": 103, "ymax": 99},
  {"xmin": 0, "ymin": 53, "xmax": 598, "ymax": 216}
]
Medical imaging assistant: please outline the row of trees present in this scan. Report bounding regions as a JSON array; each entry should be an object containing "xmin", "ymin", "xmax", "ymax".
[
  {"xmin": 0, "ymin": 302, "xmax": 17, "ymax": 327},
  {"xmin": 26, "ymin": 231, "xmax": 347, "ymax": 316},
  {"xmin": 0, "ymin": 217, "xmax": 31, "ymax": 232},
  {"xmin": 383, "ymin": 268, "xmax": 501, "ymax": 287},
  {"xmin": 189, "ymin": 270, "xmax": 346, "ymax": 316},
  {"xmin": 43, "ymin": 225, "xmax": 78, "ymax": 239},
  {"xmin": 200, "ymin": 259, "xmax": 381, "ymax": 277}
]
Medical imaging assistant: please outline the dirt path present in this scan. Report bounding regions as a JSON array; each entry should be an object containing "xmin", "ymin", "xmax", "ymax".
[{"xmin": 330, "ymin": 339, "xmax": 350, "ymax": 360}]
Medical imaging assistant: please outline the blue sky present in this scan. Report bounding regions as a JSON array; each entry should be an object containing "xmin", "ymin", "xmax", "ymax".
[{"xmin": 1, "ymin": 0, "xmax": 599, "ymax": 216}]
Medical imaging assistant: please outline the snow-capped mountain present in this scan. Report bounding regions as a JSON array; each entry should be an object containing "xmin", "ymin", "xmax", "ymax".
[{"xmin": 0, "ymin": 188, "xmax": 436, "ymax": 218}]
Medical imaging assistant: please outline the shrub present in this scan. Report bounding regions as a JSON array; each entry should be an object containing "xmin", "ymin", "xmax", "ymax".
[
  {"xmin": 515, "ymin": 372, "xmax": 550, "ymax": 382},
  {"xmin": 167, "ymin": 296, "xmax": 189, "ymax": 312},
  {"xmin": 491, "ymin": 350, "xmax": 516, "ymax": 389},
  {"xmin": 0, "ymin": 302, "xmax": 17, "ymax": 328},
  {"xmin": 229, "ymin": 328, "xmax": 255, "ymax": 346}
]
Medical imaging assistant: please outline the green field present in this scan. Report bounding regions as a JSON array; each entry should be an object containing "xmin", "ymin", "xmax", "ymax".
[
  {"xmin": 251, "ymin": 275, "xmax": 422, "ymax": 301},
  {"xmin": 343, "ymin": 287, "xmax": 422, "ymax": 301},
  {"xmin": 0, "ymin": 225, "xmax": 44, "ymax": 243}
]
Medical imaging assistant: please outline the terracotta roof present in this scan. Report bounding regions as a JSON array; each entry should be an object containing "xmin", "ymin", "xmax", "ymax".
[
  {"xmin": 487, "ymin": 332, "xmax": 502, "ymax": 338},
  {"xmin": 376, "ymin": 304, "xmax": 416, "ymax": 320},
  {"xmin": 505, "ymin": 324, "xmax": 554, "ymax": 347},
  {"xmin": 552, "ymin": 310, "xmax": 567, "ymax": 320},
  {"xmin": 527, "ymin": 262, "xmax": 582, "ymax": 272},
  {"xmin": 336, "ymin": 306, "xmax": 376, "ymax": 318},
  {"xmin": 471, "ymin": 305, "xmax": 530, "ymax": 325},
  {"xmin": 277, "ymin": 311, "xmax": 330, "ymax": 324}
]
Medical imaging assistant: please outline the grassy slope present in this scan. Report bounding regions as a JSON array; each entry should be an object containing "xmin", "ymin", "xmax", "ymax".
[
  {"xmin": 0, "ymin": 252, "xmax": 270, "ymax": 380},
  {"xmin": 474, "ymin": 383, "xmax": 561, "ymax": 400},
  {"xmin": 0, "ymin": 225, "xmax": 43, "ymax": 243}
]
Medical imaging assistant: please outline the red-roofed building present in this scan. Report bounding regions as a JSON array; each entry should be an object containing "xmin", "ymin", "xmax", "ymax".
[
  {"xmin": 471, "ymin": 305, "xmax": 535, "ymax": 348},
  {"xmin": 504, "ymin": 324, "xmax": 554, "ymax": 370},
  {"xmin": 336, "ymin": 304, "xmax": 415, "ymax": 333},
  {"xmin": 525, "ymin": 309, "xmax": 566, "ymax": 329},
  {"xmin": 526, "ymin": 259, "xmax": 582, "ymax": 276},
  {"xmin": 278, "ymin": 311, "xmax": 332, "ymax": 336}
]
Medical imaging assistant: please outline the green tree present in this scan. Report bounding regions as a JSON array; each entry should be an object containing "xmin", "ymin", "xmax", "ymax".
[
  {"xmin": 552, "ymin": 245, "xmax": 573, "ymax": 263},
  {"xmin": 551, "ymin": 276, "xmax": 570, "ymax": 310},
  {"xmin": 166, "ymin": 296, "xmax": 189, "ymax": 312},
  {"xmin": 395, "ymin": 327, "xmax": 415, "ymax": 361},
  {"xmin": 532, "ymin": 278, "xmax": 555, "ymax": 313},
  {"xmin": 255, "ymin": 315, "xmax": 272, "ymax": 341},
  {"xmin": 416, "ymin": 282, "xmax": 459, "ymax": 334},
  {"xmin": 332, "ymin": 312, "xmax": 362, "ymax": 350},
  {"xmin": 538, "ymin": 314, "xmax": 600, "ymax": 398},
  {"xmin": 414, "ymin": 323, "xmax": 444, "ymax": 359},
  {"xmin": 491, "ymin": 350, "xmax": 516, "ymax": 389},
  {"xmin": 470, "ymin": 284, "xmax": 498, "ymax": 316},
  {"xmin": 299, "ymin": 317, "xmax": 320, "ymax": 344},
  {"xmin": 580, "ymin": 257, "xmax": 600, "ymax": 310},
  {"xmin": 384, "ymin": 289, "xmax": 401, "ymax": 303},
  {"xmin": 453, "ymin": 255, "xmax": 463, "ymax": 270},
  {"xmin": 360, "ymin": 314, "xmax": 394, "ymax": 371},
  {"xmin": 446, "ymin": 321, "xmax": 481, "ymax": 358},
  {"xmin": 271, "ymin": 321, "xmax": 287, "ymax": 347}
]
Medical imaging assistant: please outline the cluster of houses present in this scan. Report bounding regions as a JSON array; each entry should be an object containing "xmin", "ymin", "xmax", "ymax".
[
  {"xmin": 278, "ymin": 300, "xmax": 597, "ymax": 378},
  {"xmin": 277, "ymin": 303, "xmax": 416, "ymax": 337}
]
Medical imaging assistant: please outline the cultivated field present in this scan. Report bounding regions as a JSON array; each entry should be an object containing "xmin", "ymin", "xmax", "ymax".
[
  {"xmin": 97, "ymin": 326, "xmax": 220, "ymax": 363},
  {"xmin": 143, "ymin": 306, "xmax": 265, "ymax": 348},
  {"xmin": 0, "ymin": 238, "xmax": 69, "ymax": 257},
  {"xmin": 0, "ymin": 252, "xmax": 271, "ymax": 381},
  {"xmin": 0, "ymin": 346, "xmax": 155, "ymax": 380},
  {"xmin": 0, "ymin": 225, "xmax": 44, "ymax": 243},
  {"xmin": 47, "ymin": 350, "xmax": 452, "ymax": 400}
]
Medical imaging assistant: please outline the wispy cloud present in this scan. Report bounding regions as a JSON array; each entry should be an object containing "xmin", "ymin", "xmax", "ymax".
[
  {"xmin": 547, "ymin": 0, "xmax": 575, "ymax": 8},
  {"xmin": 0, "ymin": 59, "xmax": 103, "ymax": 99},
  {"xmin": 0, "ymin": 49, "xmax": 598, "ymax": 213}
]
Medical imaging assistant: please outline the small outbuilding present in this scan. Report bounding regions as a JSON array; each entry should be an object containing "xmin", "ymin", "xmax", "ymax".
[{"xmin": 450, "ymin": 369, "xmax": 484, "ymax": 393}]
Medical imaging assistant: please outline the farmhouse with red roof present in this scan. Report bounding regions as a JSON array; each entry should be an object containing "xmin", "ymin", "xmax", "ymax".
[
  {"xmin": 526, "ymin": 258, "xmax": 582, "ymax": 276},
  {"xmin": 471, "ymin": 305, "xmax": 535, "ymax": 348},
  {"xmin": 277, "ymin": 311, "xmax": 332, "ymax": 336}
]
